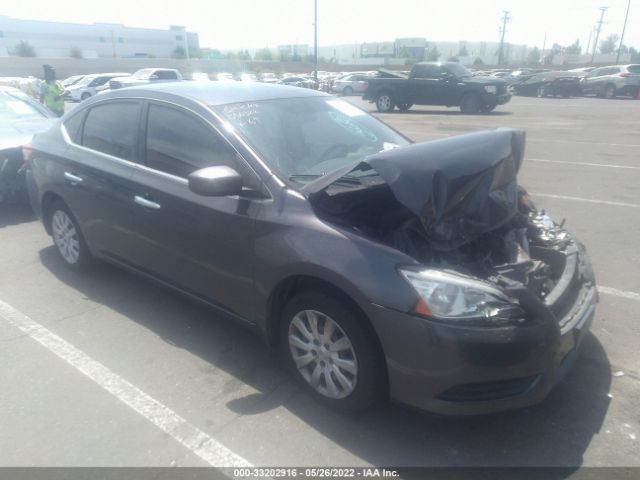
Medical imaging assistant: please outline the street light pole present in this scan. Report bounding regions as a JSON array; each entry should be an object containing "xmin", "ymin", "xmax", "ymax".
[
  {"xmin": 314, "ymin": 0, "xmax": 318, "ymax": 85},
  {"xmin": 616, "ymin": 0, "xmax": 631, "ymax": 64}
]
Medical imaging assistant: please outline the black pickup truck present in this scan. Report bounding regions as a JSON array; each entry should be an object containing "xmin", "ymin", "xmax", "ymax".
[{"xmin": 363, "ymin": 62, "xmax": 512, "ymax": 114}]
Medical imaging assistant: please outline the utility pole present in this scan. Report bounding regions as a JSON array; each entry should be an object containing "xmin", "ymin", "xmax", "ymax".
[
  {"xmin": 591, "ymin": 6, "xmax": 607, "ymax": 63},
  {"xmin": 313, "ymin": 0, "xmax": 318, "ymax": 85},
  {"xmin": 498, "ymin": 11, "xmax": 511, "ymax": 65},
  {"xmin": 541, "ymin": 32, "xmax": 547, "ymax": 61},
  {"xmin": 586, "ymin": 28, "xmax": 593, "ymax": 55},
  {"xmin": 616, "ymin": 0, "xmax": 631, "ymax": 64}
]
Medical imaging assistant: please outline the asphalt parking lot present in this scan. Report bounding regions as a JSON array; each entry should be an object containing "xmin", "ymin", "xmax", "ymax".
[{"xmin": 0, "ymin": 95, "xmax": 638, "ymax": 469}]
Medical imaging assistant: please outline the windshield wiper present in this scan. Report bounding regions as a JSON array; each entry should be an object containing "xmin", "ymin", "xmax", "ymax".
[{"xmin": 289, "ymin": 173, "xmax": 363, "ymax": 186}]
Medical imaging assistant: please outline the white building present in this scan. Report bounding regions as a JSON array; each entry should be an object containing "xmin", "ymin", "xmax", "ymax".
[{"xmin": 0, "ymin": 16, "xmax": 199, "ymax": 58}]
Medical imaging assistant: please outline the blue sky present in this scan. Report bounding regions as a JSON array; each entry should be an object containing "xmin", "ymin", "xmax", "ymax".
[{"xmin": 4, "ymin": 0, "xmax": 639, "ymax": 50}]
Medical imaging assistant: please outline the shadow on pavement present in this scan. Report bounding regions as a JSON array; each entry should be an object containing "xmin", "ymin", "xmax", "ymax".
[
  {"xmin": 39, "ymin": 246, "xmax": 611, "ymax": 468},
  {"xmin": 0, "ymin": 200, "xmax": 35, "ymax": 228}
]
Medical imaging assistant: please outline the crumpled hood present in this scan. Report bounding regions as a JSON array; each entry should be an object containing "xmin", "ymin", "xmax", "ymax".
[{"xmin": 304, "ymin": 128, "xmax": 526, "ymax": 250}]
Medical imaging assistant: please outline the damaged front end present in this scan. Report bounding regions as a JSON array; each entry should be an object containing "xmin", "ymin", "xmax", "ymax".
[{"xmin": 305, "ymin": 129, "xmax": 597, "ymax": 330}]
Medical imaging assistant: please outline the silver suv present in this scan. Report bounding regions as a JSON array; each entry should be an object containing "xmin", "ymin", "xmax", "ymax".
[{"xmin": 580, "ymin": 64, "xmax": 640, "ymax": 98}]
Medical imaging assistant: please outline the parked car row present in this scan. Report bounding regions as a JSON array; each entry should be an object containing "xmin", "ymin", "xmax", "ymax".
[{"xmin": 474, "ymin": 65, "xmax": 640, "ymax": 99}]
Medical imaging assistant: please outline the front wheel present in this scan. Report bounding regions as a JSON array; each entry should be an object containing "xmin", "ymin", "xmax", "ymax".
[
  {"xmin": 342, "ymin": 86, "xmax": 353, "ymax": 96},
  {"xmin": 81, "ymin": 92, "xmax": 91, "ymax": 101},
  {"xmin": 459, "ymin": 93, "xmax": 481, "ymax": 114},
  {"xmin": 536, "ymin": 85, "xmax": 547, "ymax": 98},
  {"xmin": 280, "ymin": 291, "xmax": 383, "ymax": 411},
  {"xmin": 48, "ymin": 201, "xmax": 93, "ymax": 271},
  {"xmin": 375, "ymin": 93, "xmax": 395, "ymax": 113}
]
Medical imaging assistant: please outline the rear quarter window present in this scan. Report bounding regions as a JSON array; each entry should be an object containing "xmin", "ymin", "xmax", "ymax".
[
  {"xmin": 81, "ymin": 102, "xmax": 140, "ymax": 161},
  {"xmin": 63, "ymin": 112, "xmax": 84, "ymax": 143}
]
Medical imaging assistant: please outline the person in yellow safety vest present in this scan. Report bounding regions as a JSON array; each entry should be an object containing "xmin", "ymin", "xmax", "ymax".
[{"xmin": 39, "ymin": 65, "xmax": 65, "ymax": 117}]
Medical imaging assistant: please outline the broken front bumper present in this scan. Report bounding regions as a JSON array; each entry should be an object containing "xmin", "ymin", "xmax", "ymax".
[{"xmin": 365, "ymin": 241, "xmax": 597, "ymax": 415}]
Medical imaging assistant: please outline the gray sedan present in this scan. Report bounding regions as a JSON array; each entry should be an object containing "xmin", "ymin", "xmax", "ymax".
[{"xmin": 331, "ymin": 74, "xmax": 373, "ymax": 96}]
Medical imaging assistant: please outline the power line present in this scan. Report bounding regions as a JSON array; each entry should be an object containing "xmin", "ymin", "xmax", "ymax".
[
  {"xmin": 498, "ymin": 10, "xmax": 511, "ymax": 64},
  {"xmin": 591, "ymin": 6, "xmax": 608, "ymax": 63},
  {"xmin": 616, "ymin": 0, "xmax": 631, "ymax": 64}
]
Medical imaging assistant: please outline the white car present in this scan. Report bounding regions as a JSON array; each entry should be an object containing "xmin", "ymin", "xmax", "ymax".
[{"xmin": 64, "ymin": 73, "xmax": 129, "ymax": 102}]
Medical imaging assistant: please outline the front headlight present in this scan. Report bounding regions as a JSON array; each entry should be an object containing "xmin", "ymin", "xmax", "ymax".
[
  {"xmin": 399, "ymin": 268, "xmax": 525, "ymax": 325},
  {"xmin": 484, "ymin": 85, "xmax": 497, "ymax": 94}
]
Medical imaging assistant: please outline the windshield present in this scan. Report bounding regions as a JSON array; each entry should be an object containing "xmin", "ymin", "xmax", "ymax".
[
  {"xmin": 215, "ymin": 97, "xmax": 409, "ymax": 185},
  {"xmin": 74, "ymin": 75, "xmax": 95, "ymax": 87},
  {"xmin": 0, "ymin": 92, "xmax": 48, "ymax": 121},
  {"xmin": 443, "ymin": 63, "xmax": 472, "ymax": 77}
]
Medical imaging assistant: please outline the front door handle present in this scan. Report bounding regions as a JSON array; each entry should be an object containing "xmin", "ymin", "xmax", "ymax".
[
  {"xmin": 134, "ymin": 195, "xmax": 161, "ymax": 210},
  {"xmin": 64, "ymin": 172, "xmax": 83, "ymax": 184}
]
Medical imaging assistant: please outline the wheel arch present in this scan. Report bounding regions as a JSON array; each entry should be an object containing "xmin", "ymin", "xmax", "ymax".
[{"xmin": 41, "ymin": 191, "xmax": 65, "ymax": 235}]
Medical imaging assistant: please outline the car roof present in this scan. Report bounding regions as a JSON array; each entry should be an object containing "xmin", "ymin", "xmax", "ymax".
[{"xmin": 98, "ymin": 81, "xmax": 326, "ymax": 106}]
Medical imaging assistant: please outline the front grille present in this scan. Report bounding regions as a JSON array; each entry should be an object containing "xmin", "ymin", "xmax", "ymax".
[{"xmin": 437, "ymin": 375, "xmax": 541, "ymax": 402}]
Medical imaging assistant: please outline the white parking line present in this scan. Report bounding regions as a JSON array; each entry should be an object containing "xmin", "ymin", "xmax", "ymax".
[
  {"xmin": 598, "ymin": 286, "xmax": 640, "ymax": 302},
  {"xmin": 532, "ymin": 193, "xmax": 640, "ymax": 209},
  {"xmin": 0, "ymin": 299, "xmax": 251, "ymax": 468},
  {"xmin": 529, "ymin": 158, "xmax": 640, "ymax": 170}
]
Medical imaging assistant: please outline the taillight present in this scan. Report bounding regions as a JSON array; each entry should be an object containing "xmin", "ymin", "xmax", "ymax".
[{"xmin": 22, "ymin": 143, "xmax": 34, "ymax": 166}]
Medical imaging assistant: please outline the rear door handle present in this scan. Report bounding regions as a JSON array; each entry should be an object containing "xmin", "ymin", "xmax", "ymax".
[
  {"xmin": 64, "ymin": 172, "xmax": 83, "ymax": 184},
  {"xmin": 134, "ymin": 195, "xmax": 161, "ymax": 210}
]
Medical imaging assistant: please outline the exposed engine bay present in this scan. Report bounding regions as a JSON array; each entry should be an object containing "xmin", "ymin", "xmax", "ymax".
[
  {"xmin": 305, "ymin": 128, "xmax": 577, "ymax": 301},
  {"xmin": 311, "ymin": 183, "xmax": 571, "ymax": 300}
]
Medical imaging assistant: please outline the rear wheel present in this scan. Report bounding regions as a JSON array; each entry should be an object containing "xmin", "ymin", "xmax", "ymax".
[
  {"xmin": 48, "ymin": 201, "xmax": 93, "ymax": 271},
  {"xmin": 280, "ymin": 291, "xmax": 383, "ymax": 411},
  {"xmin": 342, "ymin": 86, "xmax": 353, "ymax": 96},
  {"xmin": 480, "ymin": 104, "xmax": 496, "ymax": 113},
  {"xmin": 375, "ymin": 93, "xmax": 395, "ymax": 113},
  {"xmin": 604, "ymin": 84, "xmax": 616, "ymax": 99},
  {"xmin": 460, "ymin": 93, "xmax": 481, "ymax": 114}
]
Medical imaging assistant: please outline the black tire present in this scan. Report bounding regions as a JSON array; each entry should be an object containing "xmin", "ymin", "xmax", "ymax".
[
  {"xmin": 375, "ymin": 92, "xmax": 395, "ymax": 113},
  {"xmin": 536, "ymin": 85, "xmax": 547, "ymax": 98},
  {"xmin": 480, "ymin": 104, "xmax": 496, "ymax": 113},
  {"xmin": 604, "ymin": 84, "xmax": 616, "ymax": 99},
  {"xmin": 397, "ymin": 103, "xmax": 413, "ymax": 112},
  {"xmin": 47, "ymin": 200, "xmax": 93, "ymax": 271},
  {"xmin": 280, "ymin": 290, "xmax": 384, "ymax": 412},
  {"xmin": 80, "ymin": 92, "xmax": 91, "ymax": 101},
  {"xmin": 342, "ymin": 86, "xmax": 353, "ymax": 96},
  {"xmin": 459, "ymin": 93, "xmax": 481, "ymax": 114}
]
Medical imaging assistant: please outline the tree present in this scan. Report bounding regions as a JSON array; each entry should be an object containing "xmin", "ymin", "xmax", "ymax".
[
  {"xmin": 527, "ymin": 47, "xmax": 540, "ymax": 65},
  {"xmin": 599, "ymin": 34, "xmax": 619, "ymax": 54},
  {"xmin": 69, "ymin": 47, "xmax": 83, "ymax": 59},
  {"xmin": 14, "ymin": 40, "xmax": 36, "ymax": 57},
  {"xmin": 448, "ymin": 56, "xmax": 459, "ymax": 62},
  {"xmin": 397, "ymin": 46, "xmax": 410, "ymax": 58},
  {"xmin": 630, "ymin": 47, "xmax": 640, "ymax": 63},
  {"xmin": 426, "ymin": 46, "xmax": 440, "ymax": 61},
  {"xmin": 254, "ymin": 48, "xmax": 273, "ymax": 61},
  {"xmin": 458, "ymin": 44, "xmax": 469, "ymax": 57},
  {"xmin": 171, "ymin": 46, "xmax": 187, "ymax": 59},
  {"xmin": 473, "ymin": 57, "xmax": 484, "ymax": 66},
  {"xmin": 565, "ymin": 39, "xmax": 581, "ymax": 55}
]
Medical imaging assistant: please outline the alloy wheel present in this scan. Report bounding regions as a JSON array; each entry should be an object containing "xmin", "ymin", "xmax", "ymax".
[
  {"xmin": 377, "ymin": 95, "xmax": 392, "ymax": 112},
  {"xmin": 52, "ymin": 210, "xmax": 80, "ymax": 264},
  {"xmin": 288, "ymin": 309, "xmax": 358, "ymax": 399}
]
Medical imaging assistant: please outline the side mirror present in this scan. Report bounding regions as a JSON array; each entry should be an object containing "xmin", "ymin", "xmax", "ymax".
[{"xmin": 188, "ymin": 166, "xmax": 243, "ymax": 197}]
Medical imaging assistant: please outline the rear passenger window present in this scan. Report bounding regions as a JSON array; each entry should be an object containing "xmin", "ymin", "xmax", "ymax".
[
  {"xmin": 82, "ymin": 102, "xmax": 140, "ymax": 161},
  {"xmin": 145, "ymin": 104, "xmax": 236, "ymax": 178},
  {"xmin": 63, "ymin": 112, "xmax": 84, "ymax": 143},
  {"xmin": 156, "ymin": 71, "xmax": 177, "ymax": 80}
]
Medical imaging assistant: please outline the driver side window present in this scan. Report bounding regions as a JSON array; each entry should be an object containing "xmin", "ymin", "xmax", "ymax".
[{"xmin": 145, "ymin": 104, "xmax": 237, "ymax": 179}]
